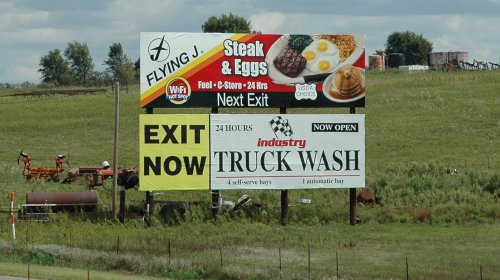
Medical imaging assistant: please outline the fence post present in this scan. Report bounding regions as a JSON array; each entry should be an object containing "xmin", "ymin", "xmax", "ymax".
[
  {"xmin": 116, "ymin": 236, "xmax": 120, "ymax": 254},
  {"xmin": 168, "ymin": 239, "xmax": 171, "ymax": 263},
  {"xmin": 281, "ymin": 189, "xmax": 289, "ymax": 225},
  {"xmin": 336, "ymin": 251, "xmax": 339, "ymax": 279},
  {"xmin": 279, "ymin": 247, "xmax": 282, "ymax": 277},
  {"xmin": 211, "ymin": 190, "xmax": 220, "ymax": 221},
  {"xmin": 218, "ymin": 242, "xmax": 223, "ymax": 267},
  {"xmin": 307, "ymin": 244, "xmax": 311, "ymax": 279},
  {"xmin": 0, "ymin": 193, "xmax": 3, "ymax": 233},
  {"xmin": 119, "ymin": 190, "xmax": 126, "ymax": 223},
  {"xmin": 26, "ymin": 219, "xmax": 30, "ymax": 243},
  {"xmin": 406, "ymin": 258, "xmax": 409, "ymax": 280}
]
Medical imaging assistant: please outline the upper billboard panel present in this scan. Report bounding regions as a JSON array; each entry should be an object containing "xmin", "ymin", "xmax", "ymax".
[{"xmin": 140, "ymin": 33, "xmax": 365, "ymax": 108}]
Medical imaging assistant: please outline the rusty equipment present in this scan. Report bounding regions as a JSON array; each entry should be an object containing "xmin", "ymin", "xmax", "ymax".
[
  {"xmin": 26, "ymin": 191, "xmax": 98, "ymax": 205},
  {"xmin": 356, "ymin": 188, "xmax": 376, "ymax": 207},
  {"xmin": 17, "ymin": 150, "xmax": 67, "ymax": 182},
  {"xmin": 19, "ymin": 191, "xmax": 99, "ymax": 219},
  {"xmin": 356, "ymin": 187, "xmax": 384, "ymax": 207},
  {"xmin": 63, "ymin": 161, "xmax": 139, "ymax": 189}
]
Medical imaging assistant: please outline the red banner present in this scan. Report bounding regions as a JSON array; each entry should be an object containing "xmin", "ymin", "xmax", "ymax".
[{"xmin": 140, "ymin": 33, "xmax": 366, "ymax": 108}]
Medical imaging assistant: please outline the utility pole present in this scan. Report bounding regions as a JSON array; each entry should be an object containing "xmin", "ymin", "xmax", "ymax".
[{"xmin": 112, "ymin": 82, "xmax": 120, "ymax": 219}]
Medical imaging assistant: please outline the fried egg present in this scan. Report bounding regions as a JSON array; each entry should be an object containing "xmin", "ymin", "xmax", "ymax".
[
  {"xmin": 313, "ymin": 39, "xmax": 338, "ymax": 55},
  {"xmin": 301, "ymin": 39, "xmax": 340, "ymax": 74}
]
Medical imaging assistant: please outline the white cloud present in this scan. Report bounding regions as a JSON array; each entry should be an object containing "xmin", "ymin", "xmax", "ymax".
[
  {"xmin": 434, "ymin": 35, "xmax": 460, "ymax": 51},
  {"xmin": 0, "ymin": 50, "xmax": 45, "ymax": 83},
  {"xmin": 447, "ymin": 15, "xmax": 464, "ymax": 32},
  {"xmin": 250, "ymin": 12, "xmax": 287, "ymax": 33},
  {"xmin": 0, "ymin": 10, "xmax": 49, "ymax": 30},
  {"xmin": 11, "ymin": 64, "xmax": 41, "ymax": 82},
  {"xmin": 1, "ymin": 28, "xmax": 73, "ymax": 44}
]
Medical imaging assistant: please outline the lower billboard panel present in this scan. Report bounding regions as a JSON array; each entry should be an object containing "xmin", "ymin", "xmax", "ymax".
[
  {"xmin": 139, "ymin": 114, "xmax": 365, "ymax": 191},
  {"xmin": 210, "ymin": 114, "xmax": 365, "ymax": 190}
]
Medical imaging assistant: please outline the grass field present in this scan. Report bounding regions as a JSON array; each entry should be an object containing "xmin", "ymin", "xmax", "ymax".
[
  {"xmin": 0, "ymin": 222, "xmax": 499, "ymax": 279},
  {"xmin": 0, "ymin": 69, "xmax": 499, "ymax": 279}
]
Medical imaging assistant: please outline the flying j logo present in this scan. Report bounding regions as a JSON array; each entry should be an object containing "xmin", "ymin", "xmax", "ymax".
[
  {"xmin": 148, "ymin": 35, "xmax": 170, "ymax": 62},
  {"xmin": 166, "ymin": 77, "xmax": 191, "ymax": 104}
]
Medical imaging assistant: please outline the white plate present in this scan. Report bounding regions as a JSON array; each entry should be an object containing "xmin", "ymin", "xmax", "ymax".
[
  {"xmin": 322, "ymin": 67, "xmax": 365, "ymax": 103},
  {"xmin": 265, "ymin": 34, "xmax": 365, "ymax": 85}
]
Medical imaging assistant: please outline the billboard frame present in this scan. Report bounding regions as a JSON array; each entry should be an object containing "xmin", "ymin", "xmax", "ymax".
[{"xmin": 140, "ymin": 32, "xmax": 366, "ymax": 225}]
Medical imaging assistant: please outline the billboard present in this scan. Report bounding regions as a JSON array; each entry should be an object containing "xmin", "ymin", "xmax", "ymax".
[
  {"xmin": 139, "ymin": 114, "xmax": 365, "ymax": 191},
  {"xmin": 140, "ymin": 33, "xmax": 366, "ymax": 108}
]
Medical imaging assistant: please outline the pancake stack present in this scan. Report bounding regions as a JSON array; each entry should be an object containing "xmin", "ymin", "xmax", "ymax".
[{"xmin": 328, "ymin": 65, "xmax": 365, "ymax": 98}]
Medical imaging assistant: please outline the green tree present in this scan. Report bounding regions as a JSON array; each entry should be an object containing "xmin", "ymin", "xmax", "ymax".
[
  {"xmin": 134, "ymin": 58, "xmax": 140, "ymax": 81},
  {"xmin": 385, "ymin": 31, "xmax": 433, "ymax": 65},
  {"xmin": 64, "ymin": 41, "xmax": 94, "ymax": 84},
  {"xmin": 38, "ymin": 49, "xmax": 72, "ymax": 85},
  {"xmin": 104, "ymin": 42, "xmax": 123, "ymax": 76},
  {"xmin": 104, "ymin": 42, "xmax": 136, "ymax": 84},
  {"xmin": 202, "ymin": 13, "xmax": 254, "ymax": 33},
  {"xmin": 89, "ymin": 70, "xmax": 112, "ymax": 87}
]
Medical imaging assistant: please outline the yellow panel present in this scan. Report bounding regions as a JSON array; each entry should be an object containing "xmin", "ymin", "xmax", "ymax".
[{"xmin": 139, "ymin": 114, "xmax": 209, "ymax": 191}]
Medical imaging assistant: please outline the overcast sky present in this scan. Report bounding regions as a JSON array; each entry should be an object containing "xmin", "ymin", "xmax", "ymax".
[{"xmin": 1, "ymin": 0, "xmax": 499, "ymax": 83}]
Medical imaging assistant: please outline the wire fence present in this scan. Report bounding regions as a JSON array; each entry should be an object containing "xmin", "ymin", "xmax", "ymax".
[{"xmin": 0, "ymin": 215, "xmax": 498, "ymax": 280}]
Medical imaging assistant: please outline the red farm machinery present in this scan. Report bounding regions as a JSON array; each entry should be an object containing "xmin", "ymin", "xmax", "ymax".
[
  {"xmin": 63, "ymin": 161, "xmax": 139, "ymax": 190},
  {"xmin": 17, "ymin": 150, "xmax": 68, "ymax": 182}
]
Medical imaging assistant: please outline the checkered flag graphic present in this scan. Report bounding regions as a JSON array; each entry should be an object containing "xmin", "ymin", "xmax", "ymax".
[{"xmin": 269, "ymin": 116, "xmax": 293, "ymax": 137}]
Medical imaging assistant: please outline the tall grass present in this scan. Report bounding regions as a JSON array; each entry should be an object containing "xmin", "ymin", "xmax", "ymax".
[
  {"xmin": 1, "ymin": 221, "xmax": 499, "ymax": 279},
  {"xmin": 0, "ymin": 70, "xmax": 499, "ymax": 278}
]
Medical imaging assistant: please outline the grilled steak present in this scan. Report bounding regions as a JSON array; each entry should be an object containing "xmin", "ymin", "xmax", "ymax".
[{"xmin": 273, "ymin": 46, "xmax": 307, "ymax": 78}]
